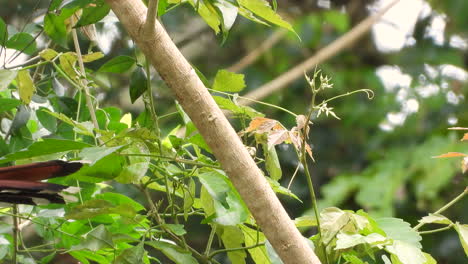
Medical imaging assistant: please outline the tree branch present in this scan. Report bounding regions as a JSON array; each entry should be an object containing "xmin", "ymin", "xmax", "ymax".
[{"xmin": 105, "ymin": 0, "xmax": 321, "ymax": 263}]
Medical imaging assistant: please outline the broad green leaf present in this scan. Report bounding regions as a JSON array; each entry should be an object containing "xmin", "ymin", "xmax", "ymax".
[
  {"xmin": 188, "ymin": 0, "xmax": 221, "ymax": 34},
  {"xmin": 237, "ymin": 0, "xmax": 295, "ymax": 33},
  {"xmin": 239, "ymin": 225, "xmax": 268, "ymax": 263},
  {"xmin": 96, "ymin": 192, "xmax": 145, "ymax": 211},
  {"xmin": 59, "ymin": 52, "xmax": 79, "ymax": 80},
  {"xmin": 0, "ymin": 17, "xmax": 8, "ymax": 44},
  {"xmin": 343, "ymin": 253, "xmax": 366, "ymax": 264},
  {"xmin": 36, "ymin": 107, "xmax": 57, "ymax": 132},
  {"xmin": 115, "ymin": 241, "xmax": 145, "ymax": 264},
  {"xmin": 162, "ymin": 224, "xmax": 187, "ymax": 236},
  {"xmin": 455, "ymin": 223, "xmax": 468, "ymax": 256},
  {"xmin": 198, "ymin": 170, "xmax": 248, "ymax": 225},
  {"xmin": 129, "ymin": 66, "xmax": 148, "ymax": 103},
  {"xmin": 44, "ymin": 13, "xmax": 68, "ymax": 47},
  {"xmin": 82, "ymin": 52, "xmax": 104, "ymax": 62},
  {"xmin": 264, "ymin": 143, "xmax": 281, "ymax": 180},
  {"xmin": 71, "ymin": 225, "xmax": 114, "ymax": 251},
  {"xmin": 45, "ymin": 110, "xmax": 94, "ymax": 136},
  {"xmin": 6, "ymin": 32, "xmax": 36, "ymax": 55},
  {"xmin": 75, "ymin": 2, "xmax": 111, "ymax": 27},
  {"xmin": 376, "ymin": 218, "xmax": 422, "ymax": 248},
  {"xmin": 73, "ymin": 153, "xmax": 124, "ymax": 182},
  {"xmin": 66, "ymin": 199, "xmax": 137, "ymax": 219},
  {"xmin": 115, "ymin": 141, "xmax": 150, "ymax": 183},
  {"xmin": 69, "ymin": 250, "xmax": 109, "ymax": 264},
  {"xmin": 294, "ymin": 215, "xmax": 317, "ymax": 228},
  {"xmin": 17, "ymin": 70, "xmax": 36, "ymax": 104},
  {"xmin": 422, "ymin": 253, "xmax": 437, "ymax": 264},
  {"xmin": 418, "ymin": 213, "xmax": 453, "ymax": 225},
  {"xmin": 146, "ymin": 241, "xmax": 197, "ymax": 264},
  {"xmin": 0, "ymin": 69, "xmax": 18, "ymax": 91},
  {"xmin": 214, "ymin": 1, "xmax": 238, "ymax": 32},
  {"xmin": 212, "ymin": 69, "xmax": 245, "ymax": 92},
  {"xmin": 266, "ymin": 177, "xmax": 301, "ymax": 201},
  {"xmin": 213, "ymin": 96, "xmax": 263, "ymax": 118},
  {"xmin": 79, "ymin": 145, "xmax": 124, "ymax": 165},
  {"xmin": 320, "ymin": 207, "xmax": 350, "ymax": 244},
  {"xmin": 335, "ymin": 233, "xmax": 387, "ymax": 250},
  {"xmin": 0, "ymin": 98, "xmax": 20, "ymax": 113},
  {"xmin": 220, "ymin": 226, "xmax": 247, "ymax": 264},
  {"xmin": 39, "ymin": 48, "xmax": 59, "ymax": 61},
  {"xmin": 98, "ymin": 55, "xmax": 135, "ymax": 73},
  {"xmin": 158, "ymin": 0, "xmax": 169, "ymax": 16},
  {"xmin": 0, "ymin": 139, "xmax": 91, "ymax": 164},
  {"xmin": 385, "ymin": 240, "xmax": 426, "ymax": 264}
]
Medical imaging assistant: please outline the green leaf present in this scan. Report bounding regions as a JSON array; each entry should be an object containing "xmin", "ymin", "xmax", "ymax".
[
  {"xmin": 69, "ymin": 250, "xmax": 108, "ymax": 264},
  {"xmin": 198, "ymin": 170, "xmax": 248, "ymax": 225},
  {"xmin": 39, "ymin": 48, "xmax": 59, "ymax": 61},
  {"xmin": 66, "ymin": 199, "xmax": 137, "ymax": 219},
  {"xmin": 44, "ymin": 110, "xmax": 94, "ymax": 136},
  {"xmin": 36, "ymin": 107, "xmax": 57, "ymax": 132},
  {"xmin": 115, "ymin": 141, "xmax": 150, "ymax": 184},
  {"xmin": 188, "ymin": 0, "xmax": 221, "ymax": 34},
  {"xmin": 98, "ymin": 55, "xmax": 135, "ymax": 73},
  {"xmin": 376, "ymin": 218, "xmax": 422, "ymax": 248},
  {"xmin": 75, "ymin": 2, "xmax": 111, "ymax": 27},
  {"xmin": 0, "ymin": 139, "xmax": 91, "ymax": 164},
  {"xmin": 115, "ymin": 241, "xmax": 145, "ymax": 264},
  {"xmin": 418, "ymin": 213, "xmax": 453, "ymax": 225},
  {"xmin": 335, "ymin": 233, "xmax": 387, "ymax": 250},
  {"xmin": 212, "ymin": 96, "xmax": 263, "ymax": 118},
  {"xmin": 264, "ymin": 144, "xmax": 282, "ymax": 180},
  {"xmin": 82, "ymin": 52, "xmax": 104, "ymax": 62},
  {"xmin": 0, "ymin": 98, "xmax": 21, "ymax": 113},
  {"xmin": 237, "ymin": 0, "xmax": 295, "ymax": 33},
  {"xmin": 162, "ymin": 224, "xmax": 187, "ymax": 236},
  {"xmin": 96, "ymin": 192, "xmax": 145, "ymax": 211},
  {"xmin": 73, "ymin": 154, "xmax": 124, "ymax": 182},
  {"xmin": 212, "ymin": 69, "xmax": 245, "ymax": 92},
  {"xmin": 44, "ymin": 13, "xmax": 68, "ymax": 47},
  {"xmin": 129, "ymin": 66, "xmax": 148, "ymax": 103},
  {"xmin": 320, "ymin": 207, "xmax": 350, "ymax": 244},
  {"xmin": 71, "ymin": 225, "xmax": 114, "ymax": 251},
  {"xmin": 16, "ymin": 70, "xmax": 36, "ymax": 104},
  {"xmin": 0, "ymin": 69, "xmax": 18, "ymax": 91},
  {"xmin": 220, "ymin": 226, "xmax": 247, "ymax": 264},
  {"xmin": 158, "ymin": 0, "xmax": 169, "ymax": 16},
  {"xmin": 455, "ymin": 223, "xmax": 468, "ymax": 257},
  {"xmin": 294, "ymin": 215, "xmax": 317, "ymax": 228},
  {"xmin": 146, "ymin": 241, "xmax": 197, "ymax": 264},
  {"xmin": 385, "ymin": 240, "xmax": 426, "ymax": 264},
  {"xmin": 79, "ymin": 145, "xmax": 124, "ymax": 165},
  {"xmin": 0, "ymin": 17, "xmax": 7, "ymax": 45},
  {"xmin": 6, "ymin": 32, "xmax": 37, "ymax": 55},
  {"xmin": 266, "ymin": 177, "xmax": 301, "ymax": 201},
  {"xmin": 239, "ymin": 225, "xmax": 268, "ymax": 263}
]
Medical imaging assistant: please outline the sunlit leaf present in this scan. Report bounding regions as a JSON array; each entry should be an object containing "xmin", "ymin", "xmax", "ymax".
[
  {"xmin": 82, "ymin": 52, "xmax": 104, "ymax": 62},
  {"xmin": 455, "ymin": 223, "xmax": 468, "ymax": 257},
  {"xmin": 17, "ymin": 70, "xmax": 36, "ymax": 104},
  {"xmin": 386, "ymin": 240, "xmax": 426, "ymax": 264},
  {"xmin": 237, "ymin": 0, "xmax": 295, "ymax": 33},
  {"xmin": 39, "ymin": 48, "xmax": 59, "ymax": 61},
  {"xmin": 376, "ymin": 217, "xmax": 422, "ymax": 248},
  {"xmin": 418, "ymin": 214, "xmax": 452, "ymax": 225},
  {"xmin": 79, "ymin": 145, "xmax": 124, "ymax": 165},
  {"xmin": 213, "ymin": 69, "xmax": 245, "ymax": 92},
  {"xmin": 220, "ymin": 225, "xmax": 247, "ymax": 264},
  {"xmin": 0, "ymin": 69, "xmax": 18, "ymax": 91},
  {"xmin": 44, "ymin": 13, "xmax": 68, "ymax": 47},
  {"xmin": 239, "ymin": 225, "xmax": 268, "ymax": 263}
]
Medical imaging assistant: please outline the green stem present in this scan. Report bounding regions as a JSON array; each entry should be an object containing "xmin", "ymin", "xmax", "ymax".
[
  {"xmin": 419, "ymin": 224, "xmax": 454, "ymax": 235},
  {"xmin": 208, "ymin": 242, "xmax": 265, "ymax": 259},
  {"xmin": 121, "ymin": 153, "xmax": 220, "ymax": 168},
  {"xmin": 414, "ymin": 188, "xmax": 467, "ymax": 231},
  {"xmin": 204, "ymin": 224, "xmax": 217, "ymax": 255}
]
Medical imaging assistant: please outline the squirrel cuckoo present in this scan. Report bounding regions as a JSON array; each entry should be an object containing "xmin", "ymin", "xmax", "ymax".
[{"xmin": 0, "ymin": 160, "xmax": 82, "ymax": 205}]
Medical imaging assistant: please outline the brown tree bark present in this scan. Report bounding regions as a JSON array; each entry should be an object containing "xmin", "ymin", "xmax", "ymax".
[{"xmin": 105, "ymin": 0, "xmax": 321, "ymax": 263}]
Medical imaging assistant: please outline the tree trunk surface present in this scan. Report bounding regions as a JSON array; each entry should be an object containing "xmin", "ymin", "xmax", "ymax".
[{"xmin": 105, "ymin": 1, "xmax": 321, "ymax": 263}]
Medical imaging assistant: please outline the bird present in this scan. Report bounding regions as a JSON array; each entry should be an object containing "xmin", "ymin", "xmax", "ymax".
[{"xmin": 0, "ymin": 160, "xmax": 83, "ymax": 205}]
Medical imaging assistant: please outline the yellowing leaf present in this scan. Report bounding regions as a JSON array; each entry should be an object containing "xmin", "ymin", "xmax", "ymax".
[
  {"xmin": 433, "ymin": 152, "xmax": 468, "ymax": 158},
  {"xmin": 17, "ymin": 70, "xmax": 36, "ymax": 104},
  {"xmin": 59, "ymin": 52, "xmax": 79, "ymax": 80},
  {"xmin": 82, "ymin": 52, "xmax": 104, "ymax": 62},
  {"xmin": 39, "ymin": 48, "xmax": 59, "ymax": 61},
  {"xmin": 120, "ymin": 113, "xmax": 132, "ymax": 128}
]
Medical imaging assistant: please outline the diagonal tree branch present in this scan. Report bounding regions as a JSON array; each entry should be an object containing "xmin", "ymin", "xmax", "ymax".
[
  {"xmin": 105, "ymin": 0, "xmax": 321, "ymax": 263},
  {"xmin": 239, "ymin": 0, "xmax": 399, "ymax": 105}
]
